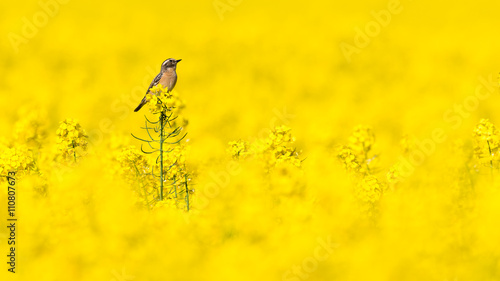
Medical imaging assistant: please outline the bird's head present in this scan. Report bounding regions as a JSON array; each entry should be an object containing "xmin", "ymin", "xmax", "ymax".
[{"xmin": 161, "ymin": 58, "xmax": 181, "ymax": 71}]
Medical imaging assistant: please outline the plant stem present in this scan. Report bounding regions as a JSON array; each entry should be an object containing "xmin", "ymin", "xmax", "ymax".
[
  {"xmin": 174, "ymin": 175, "xmax": 177, "ymax": 198},
  {"xmin": 160, "ymin": 110, "xmax": 165, "ymax": 201},
  {"xmin": 72, "ymin": 142, "xmax": 77, "ymax": 163},
  {"xmin": 184, "ymin": 173, "xmax": 189, "ymax": 211},
  {"xmin": 487, "ymin": 140, "xmax": 494, "ymax": 180},
  {"xmin": 363, "ymin": 143, "xmax": 370, "ymax": 173},
  {"xmin": 133, "ymin": 163, "xmax": 150, "ymax": 210}
]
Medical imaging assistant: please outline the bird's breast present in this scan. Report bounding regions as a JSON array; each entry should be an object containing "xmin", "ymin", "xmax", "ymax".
[{"xmin": 158, "ymin": 72, "xmax": 177, "ymax": 92}]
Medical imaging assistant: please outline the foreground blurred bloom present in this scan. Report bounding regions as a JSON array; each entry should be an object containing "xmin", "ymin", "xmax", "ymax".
[
  {"xmin": 260, "ymin": 125, "xmax": 301, "ymax": 170},
  {"xmin": 356, "ymin": 175, "xmax": 384, "ymax": 217},
  {"xmin": 337, "ymin": 145, "xmax": 366, "ymax": 176},
  {"xmin": 0, "ymin": 145, "xmax": 35, "ymax": 180},
  {"xmin": 473, "ymin": 118, "xmax": 500, "ymax": 169},
  {"xmin": 228, "ymin": 139, "xmax": 250, "ymax": 159},
  {"xmin": 14, "ymin": 107, "xmax": 48, "ymax": 148},
  {"xmin": 55, "ymin": 118, "xmax": 88, "ymax": 162},
  {"xmin": 158, "ymin": 144, "xmax": 191, "ymax": 207},
  {"xmin": 229, "ymin": 125, "xmax": 302, "ymax": 172},
  {"xmin": 349, "ymin": 125, "xmax": 374, "ymax": 154},
  {"xmin": 348, "ymin": 125, "xmax": 376, "ymax": 172},
  {"xmin": 337, "ymin": 125, "xmax": 378, "ymax": 176},
  {"xmin": 400, "ymin": 134, "xmax": 416, "ymax": 156},
  {"xmin": 116, "ymin": 146, "xmax": 156, "ymax": 208},
  {"xmin": 386, "ymin": 163, "xmax": 403, "ymax": 185},
  {"xmin": 357, "ymin": 175, "xmax": 383, "ymax": 203}
]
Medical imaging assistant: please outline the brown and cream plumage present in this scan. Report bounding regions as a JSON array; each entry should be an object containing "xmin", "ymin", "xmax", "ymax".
[{"xmin": 134, "ymin": 58, "xmax": 182, "ymax": 112}]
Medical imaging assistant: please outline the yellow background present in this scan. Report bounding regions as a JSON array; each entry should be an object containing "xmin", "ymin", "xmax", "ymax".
[{"xmin": 1, "ymin": 0, "xmax": 500, "ymax": 280}]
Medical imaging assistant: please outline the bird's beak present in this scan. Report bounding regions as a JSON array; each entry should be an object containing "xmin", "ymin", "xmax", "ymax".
[{"xmin": 176, "ymin": 59, "xmax": 182, "ymax": 63}]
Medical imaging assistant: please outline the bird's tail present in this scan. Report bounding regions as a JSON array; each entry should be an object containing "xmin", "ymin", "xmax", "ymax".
[{"xmin": 134, "ymin": 98, "xmax": 146, "ymax": 112}]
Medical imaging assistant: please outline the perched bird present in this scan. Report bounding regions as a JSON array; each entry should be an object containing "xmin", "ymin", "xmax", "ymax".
[{"xmin": 134, "ymin": 58, "xmax": 182, "ymax": 112}]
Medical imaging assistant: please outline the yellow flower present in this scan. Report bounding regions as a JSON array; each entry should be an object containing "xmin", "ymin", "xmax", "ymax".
[
  {"xmin": 337, "ymin": 145, "xmax": 366, "ymax": 176},
  {"xmin": 114, "ymin": 146, "xmax": 158, "ymax": 207},
  {"xmin": 347, "ymin": 125, "xmax": 376, "ymax": 172},
  {"xmin": 473, "ymin": 119, "xmax": 500, "ymax": 167},
  {"xmin": 400, "ymin": 134, "xmax": 416, "ymax": 156},
  {"xmin": 227, "ymin": 125, "xmax": 302, "ymax": 172},
  {"xmin": 387, "ymin": 164, "xmax": 403, "ymax": 185},
  {"xmin": 13, "ymin": 107, "xmax": 48, "ymax": 148},
  {"xmin": 55, "ymin": 119, "xmax": 88, "ymax": 162},
  {"xmin": 349, "ymin": 125, "xmax": 375, "ymax": 157},
  {"xmin": 357, "ymin": 175, "xmax": 383, "ymax": 204},
  {"xmin": 145, "ymin": 85, "xmax": 187, "ymax": 128},
  {"xmin": 228, "ymin": 140, "xmax": 250, "ymax": 159},
  {"xmin": 0, "ymin": 144, "xmax": 35, "ymax": 180}
]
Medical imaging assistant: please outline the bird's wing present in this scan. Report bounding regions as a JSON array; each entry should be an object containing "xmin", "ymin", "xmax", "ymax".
[{"xmin": 145, "ymin": 72, "xmax": 162, "ymax": 95}]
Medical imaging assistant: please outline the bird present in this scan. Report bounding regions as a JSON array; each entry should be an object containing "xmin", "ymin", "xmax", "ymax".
[{"xmin": 134, "ymin": 58, "xmax": 182, "ymax": 112}]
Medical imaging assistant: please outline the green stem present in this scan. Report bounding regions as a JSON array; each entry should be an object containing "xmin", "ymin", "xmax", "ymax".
[
  {"xmin": 72, "ymin": 142, "xmax": 77, "ymax": 163},
  {"xmin": 174, "ymin": 175, "xmax": 178, "ymax": 198},
  {"xmin": 160, "ymin": 111, "xmax": 165, "ymax": 201},
  {"xmin": 363, "ymin": 143, "xmax": 370, "ymax": 173},
  {"xmin": 184, "ymin": 173, "xmax": 189, "ymax": 211},
  {"xmin": 133, "ymin": 163, "xmax": 150, "ymax": 210},
  {"xmin": 487, "ymin": 140, "xmax": 494, "ymax": 180}
]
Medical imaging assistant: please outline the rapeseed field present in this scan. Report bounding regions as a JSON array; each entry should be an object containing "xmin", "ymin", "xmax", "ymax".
[{"xmin": 1, "ymin": 0, "xmax": 500, "ymax": 280}]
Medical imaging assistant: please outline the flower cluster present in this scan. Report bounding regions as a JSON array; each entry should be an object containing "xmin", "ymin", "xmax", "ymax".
[
  {"xmin": 356, "ymin": 175, "xmax": 384, "ymax": 217},
  {"xmin": 346, "ymin": 125, "xmax": 378, "ymax": 174},
  {"xmin": 115, "ymin": 142, "xmax": 191, "ymax": 209},
  {"xmin": 55, "ymin": 119, "xmax": 88, "ymax": 162},
  {"xmin": 116, "ymin": 146, "xmax": 151, "ymax": 182},
  {"xmin": 337, "ymin": 145, "xmax": 366, "ymax": 176},
  {"xmin": 0, "ymin": 145, "xmax": 35, "ymax": 180},
  {"xmin": 357, "ymin": 175, "xmax": 383, "ymax": 204},
  {"xmin": 337, "ymin": 125, "xmax": 377, "ymax": 176},
  {"xmin": 228, "ymin": 125, "xmax": 302, "ymax": 172},
  {"xmin": 348, "ymin": 125, "xmax": 375, "ymax": 157},
  {"xmin": 337, "ymin": 125, "xmax": 384, "ymax": 216},
  {"xmin": 116, "ymin": 146, "xmax": 156, "ymax": 207},
  {"xmin": 14, "ymin": 108, "xmax": 48, "ymax": 148},
  {"xmin": 146, "ymin": 85, "xmax": 187, "ymax": 128},
  {"xmin": 228, "ymin": 139, "xmax": 251, "ymax": 159},
  {"xmin": 473, "ymin": 119, "xmax": 500, "ymax": 169},
  {"xmin": 386, "ymin": 163, "xmax": 403, "ymax": 185},
  {"xmin": 259, "ymin": 125, "xmax": 301, "ymax": 169},
  {"xmin": 158, "ymin": 144, "xmax": 191, "ymax": 202}
]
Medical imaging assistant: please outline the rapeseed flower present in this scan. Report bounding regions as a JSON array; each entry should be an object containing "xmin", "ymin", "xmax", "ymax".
[
  {"xmin": 473, "ymin": 119, "xmax": 500, "ymax": 169},
  {"xmin": 55, "ymin": 119, "xmax": 88, "ymax": 162},
  {"xmin": 116, "ymin": 146, "xmax": 156, "ymax": 208},
  {"xmin": 228, "ymin": 125, "xmax": 302, "ymax": 172},
  {"xmin": 13, "ymin": 107, "xmax": 48, "ymax": 148},
  {"xmin": 0, "ymin": 144, "xmax": 35, "ymax": 180},
  {"xmin": 348, "ymin": 125, "xmax": 377, "ymax": 172},
  {"xmin": 356, "ymin": 175, "xmax": 384, "ymax": 217},
  {"xmin": 337, "ymin": 145, "xmax": 366, "ymax": 176},
  {"xmin": 228, "ymin": 139, "xmax": 250, "ymax": 159},
  {"xmin": 146, "ymin": 85, "xmax": 187, "ymax": 128}
]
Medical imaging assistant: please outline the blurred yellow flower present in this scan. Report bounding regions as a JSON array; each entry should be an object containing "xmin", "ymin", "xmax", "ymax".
[
  {"xmin": 473, "ymin": 118, "xmax": 500, "ymax": 168},
  {"xmin": 0, "ymin": 144, "xmax": 35, "ymax": 180},
  {"xmin": 55, "ymin": 118, "xmax": 88, "ymax": 162},
  {"xmin": 13, "ymin": 107, "xmax": 48, "ymax": 148},
  {"xmin": 229, "ymin": 125, "xmax": 302, "ymax": 172},
  {"xmin": 146, "ymin": 85, "xmax": 187, "ymax": 128}
]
